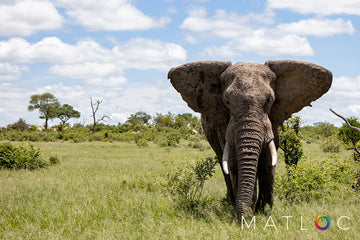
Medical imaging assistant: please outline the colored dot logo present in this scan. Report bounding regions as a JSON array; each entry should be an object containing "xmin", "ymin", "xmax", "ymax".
[{"xmin": 315, "ymin": 215, "xmax": 331, "ymax": 230}]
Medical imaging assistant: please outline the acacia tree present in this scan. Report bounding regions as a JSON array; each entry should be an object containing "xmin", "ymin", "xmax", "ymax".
[
  {"xmin": 28, "ymin": 93, "xmax": 61, "ymax": 129},
  {"xmin": 90, "ymin": 97, "xmax": 109, "ymax": 133},
  {"xmin": 57, "ymin": 104, "xmax": 81, "ymax": 125},
  {"xmin": 127, "ymin": 111, "xmax": 152, "ymax": 126}
]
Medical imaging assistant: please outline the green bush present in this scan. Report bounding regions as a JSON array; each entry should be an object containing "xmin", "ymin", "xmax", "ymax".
[
  {"xmin": 0, "ymin": 142, "xmax": 47, "ymax": 170},
  {"xmin": 275, "ymin": 156, "xmax": 357, "ymax": 203},
  {"xmin": 0, "ymin": 142, "xmax": 59, "ymax": 170},
  {"xmin": 160, "ymin": 132, "xmax": 181, "ymax": 147},
  {"xmin": 320, "ymin": 136, "xmax": 342, "ymax": 153},
  {"xmin": 135, "ymin": 137, "xmax": 149, "ymax": 147},
  {"xmin": 280, "ymin": 116, "xmax": 304, "ymax": 167},
  {"xmin": 48, "ymin": 155, "xmax": 60, "ymax": 165},
  {"xmin": 165, "ymin": 157, "xmax": 217, "ymax": 210}
]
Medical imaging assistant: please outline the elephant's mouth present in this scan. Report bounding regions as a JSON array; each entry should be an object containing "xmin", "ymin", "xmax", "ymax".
[{"xmin": 222, "ymin": 138, "xmax": 277, "ymax": 175}]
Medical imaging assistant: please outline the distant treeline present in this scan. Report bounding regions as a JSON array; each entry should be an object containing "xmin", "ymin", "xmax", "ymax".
[{"xmin": 1, "ymin": 112, "xmax": 205, "ymax": 147}]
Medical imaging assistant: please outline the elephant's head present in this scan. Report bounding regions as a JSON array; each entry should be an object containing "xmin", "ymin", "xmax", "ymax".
[{"xmin": 168, "ymin": 60, "xmax": 332, "ymax": 218}]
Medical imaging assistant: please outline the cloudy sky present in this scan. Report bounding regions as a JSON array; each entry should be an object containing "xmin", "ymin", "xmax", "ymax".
[{"xmin": 0, "ymin": 0, "xmax": 359, "ymax": 127}]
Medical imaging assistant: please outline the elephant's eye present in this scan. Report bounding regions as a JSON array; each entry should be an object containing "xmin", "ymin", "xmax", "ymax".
[
  {"xmin": 264, "ymin": 94, "xmax": 274, "ymax": 113},
  {"xmin": 267, "ymin": 94, "xmax": 275, "ymax": 105},
  {"xmin": 223, "ymin": 93, "xmax": 231, "ymax": 107}
]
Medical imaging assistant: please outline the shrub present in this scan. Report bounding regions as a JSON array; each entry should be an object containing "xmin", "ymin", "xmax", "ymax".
[
  {"xmin": 0, "ymin": 142, "xmax": 46, "ymax": 169},
  {"xmin": 135, "ymin": 138, "xmax": 149, "ymax": 147},
  {"xmin": 275, "ymin": 156, "xmax": 357, "ymax": 203},
  {"xmin": 49, "ymin": 155, "xmax": 60, "ymax": 165},
  {"xmin": 280, "ymin": 116, "xmax": 304, "ymax": 167},
  {"xmin": 159, "ymin": 131, "xmax": 181, "ymax": 147},
  {"xmin": 165, "ymin": 157, "xmax": 217, "ymax": 210},
  {"xmin": 320, "ymin": 136, "xmax": 342, "ymax": 153},
  {"xmin": 7, "ymin": 118, "xmax": 29, "ymax": 131},
  {"xmin": 338, "ymin": 117, "xmax": 360, "ymax": 146},
  {"xmin": 313, "ymin": 122, "xmax": 338, "ymax": 137},
  {"xmin": 0, "ymin": 142, "xmax": 59, "ymax": 170}
]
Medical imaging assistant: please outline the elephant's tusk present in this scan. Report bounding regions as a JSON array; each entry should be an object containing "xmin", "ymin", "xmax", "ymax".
[
  {"xmin": 269, "ymin": 140, "xmax": 277, "ymax": 166},
  {"xmin": 222, "ymin": 142, "xmax": 230, "ymax": 175}
]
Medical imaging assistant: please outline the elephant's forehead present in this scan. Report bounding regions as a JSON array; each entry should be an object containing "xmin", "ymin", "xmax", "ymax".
[{"xmin": 222, "ymin": 62, "xmax": 275, "ymax": 88}]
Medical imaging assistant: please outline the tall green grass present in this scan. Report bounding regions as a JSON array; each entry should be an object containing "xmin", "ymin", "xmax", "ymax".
[{"xmin": 0, "ymin": 141, "xmax": 359, "ymax": 239}]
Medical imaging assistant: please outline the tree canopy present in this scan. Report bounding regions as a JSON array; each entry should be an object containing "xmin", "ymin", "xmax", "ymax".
[
  {"xmin": 338, "ymin": 117, "xmax": 360, "ymax": 146},
  {"xmin": 127, "ymin": 111, "xmax": 152, "ymax": 126},
  {"xmin": 28, "ymin": 93, "xmax": 61, "ymax": 129},
  {"xmin": 57, "ymin": 104, "xmax": 80, "ymax": 125}
]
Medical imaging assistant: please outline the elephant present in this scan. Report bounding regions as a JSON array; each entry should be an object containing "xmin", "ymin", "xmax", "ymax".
[{"xmin": 168, "ymin": 60, "xmax": 332, "ymax": 219}]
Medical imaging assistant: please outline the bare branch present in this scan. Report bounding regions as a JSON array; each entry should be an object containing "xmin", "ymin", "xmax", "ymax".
[
  {"xmin": 95, "ymin": 115, "xmax": 110, "ymax": 124},
  {"xmin": 330, "ymin": 108, "xmax": 360, "ymax": 133},
  {"xmin": 330, "ymin": 108, "xmax": 360, "ymax": 158},
  {"xmin": 354, "ymin": 147, "xmax": 360, "ymax": 157},
  {"xmin": 90, "ymin": 96, "xmax": 109, "ymax": 133}
]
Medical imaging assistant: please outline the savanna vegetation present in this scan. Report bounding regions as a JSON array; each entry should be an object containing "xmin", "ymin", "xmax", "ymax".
[{"xmin": 1, "ymin": 113, "xmax": 360, "ymax": 239}]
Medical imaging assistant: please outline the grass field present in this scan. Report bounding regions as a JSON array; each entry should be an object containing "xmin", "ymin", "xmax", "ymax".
[{"xmin": 1, "ymin": 140, "xmax": 359, "ymax": 239}]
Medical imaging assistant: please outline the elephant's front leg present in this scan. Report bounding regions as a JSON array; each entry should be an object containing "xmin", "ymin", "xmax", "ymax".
[{"xmin": 255, "ymin": 150, "xmax": 275, "ymax": 213}]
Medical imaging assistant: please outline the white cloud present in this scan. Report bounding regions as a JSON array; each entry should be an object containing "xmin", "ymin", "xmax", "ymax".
[
  {"xmin": 201, "ymin": 45, "xmax": 239, "ymax": 58},
  {"xmin": 0, "ymin": 62, "xmax": 28, "ymax": 81},
  {"xmin": 267, "ymin": 0, "xmax": 360, "ymax": 16},
  {"xmin": 181, "ymin": 7, "xmax": 355, "ymax": 57},
  {"xmin": 0, "ymin": 82, "xmax": 34, "ymax": 126},
  {"xmin": 348, "ymin": 105, "xmax": 360, "ymax": 115},
  {"xmin": 202, "ymin": 30, "xmax": 314, "ymax": 57},
  {"xmin": 331, "ymin": 76, "xmax": 360, "ymax": 91},
  {"xmin": 0, "ymin": 37, "xmax": 112, "ymax": 64},
  {"xmin": 181, "ymin": 7, "xmax": 314, "ymax": 57},
  {"xmin": 277, "ymin": 18, "xmax": 355, "ymax": 37},
  {"xmin": 113, "ymin": 38, "xmax": 187, "ymax": 71},
  {"xmin": 310, "ymin": 75, "xmax": 360, "ymax": 126},
  {"xmin": 0, "ymin": 0, "xmax": 63, "ymax": 37},
  {"xmin": 103, "ymin": 81, "xmax": 190, "ymax": 123},
  {"xmin": 55, "ymin": 0, "xmax": 170, "ymax": 31},
  {"xmin": 0, "ymin": 37, "xmax": 187, "ymax": 84},
  {"xmin": 181, "ymin": 7, "xmax": 273, "ymax": 40},
  {"xmin": 237, "ymin": 29, "xmax": 314, "ymax": 56}
]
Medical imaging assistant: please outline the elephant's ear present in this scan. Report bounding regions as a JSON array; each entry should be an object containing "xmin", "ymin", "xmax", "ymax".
[
  {"xmin": 265, "ymin": 60, "xmax": 332, "ymax": 127},
  {"xmin": 168, "ymin": 61, "xmax": 232, "ymax": 113}
]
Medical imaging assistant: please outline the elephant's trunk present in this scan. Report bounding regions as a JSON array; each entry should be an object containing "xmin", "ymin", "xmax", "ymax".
[
  {"xmin": 222, "ymin": 139, "xmax": 276, "ymax": 175},
  {"xmin": 234, "ymin": 120, "xmax": 265, "ymax": 218}
]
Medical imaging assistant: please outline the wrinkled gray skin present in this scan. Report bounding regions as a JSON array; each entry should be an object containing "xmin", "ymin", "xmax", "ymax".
[{"xmin": 168, "ymin": 60, "xmax": 332, "ymax": 219}]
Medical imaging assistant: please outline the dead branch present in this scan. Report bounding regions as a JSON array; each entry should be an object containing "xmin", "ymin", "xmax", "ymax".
[
  {"xmin": 90, "ymin": 97, "xmax": 110, "ymax": 133},
  {"xmin": 330, "ymin": 108, "xmax": 360, "ymax": 163},
  {"xmin": 330, "ymin": 108, "xmax": 360, "ymax": 133}
]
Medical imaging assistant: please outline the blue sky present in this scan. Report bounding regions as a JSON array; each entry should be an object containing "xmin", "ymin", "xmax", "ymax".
[{"xmin": 0, "ymin": 0, "xmax": 360, "ymax": 127}]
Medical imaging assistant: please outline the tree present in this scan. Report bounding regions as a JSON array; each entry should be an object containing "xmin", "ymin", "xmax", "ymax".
[
  {"xmin": 127, "ymin": 111, "xmax": 151, "ymax": 126},
  {"xmin": 7, "ymin": 118, "xmax": 29, "ymax": 131},
  {"xmin": 153, "ymin": 112, "xmax": 175, "ymax": 128},
  {"xmin": 90, "ymin": 97, "xmax": 109, "ymax": 133},
  {"xmin": 28, "ymin": 93, "xmax": 61, "ymax": 130},
  {"xmin": 337, "ymin": 118, "xmax": 360, "ymax": 147},
  {"xmin": 313, "ymin": 121, "xmax": 337, "ymax": 137},
  {"xmin": 174, "ymin": 113, "xmax": 198, "ymax": 128},
  {"xmin": 57, "ymin": 104, "xmax": 81, "ymax": 125},
  {"xmin": 280, "ymin": 115, "xmax": 304, "ymax": 168},
  {"xmin": 330, "ymin": 108, "xmax": 360, "ymax": 160},
  {"xmin": 330, "ymin": 108, "xmax": 360, "ymax": 190}
]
